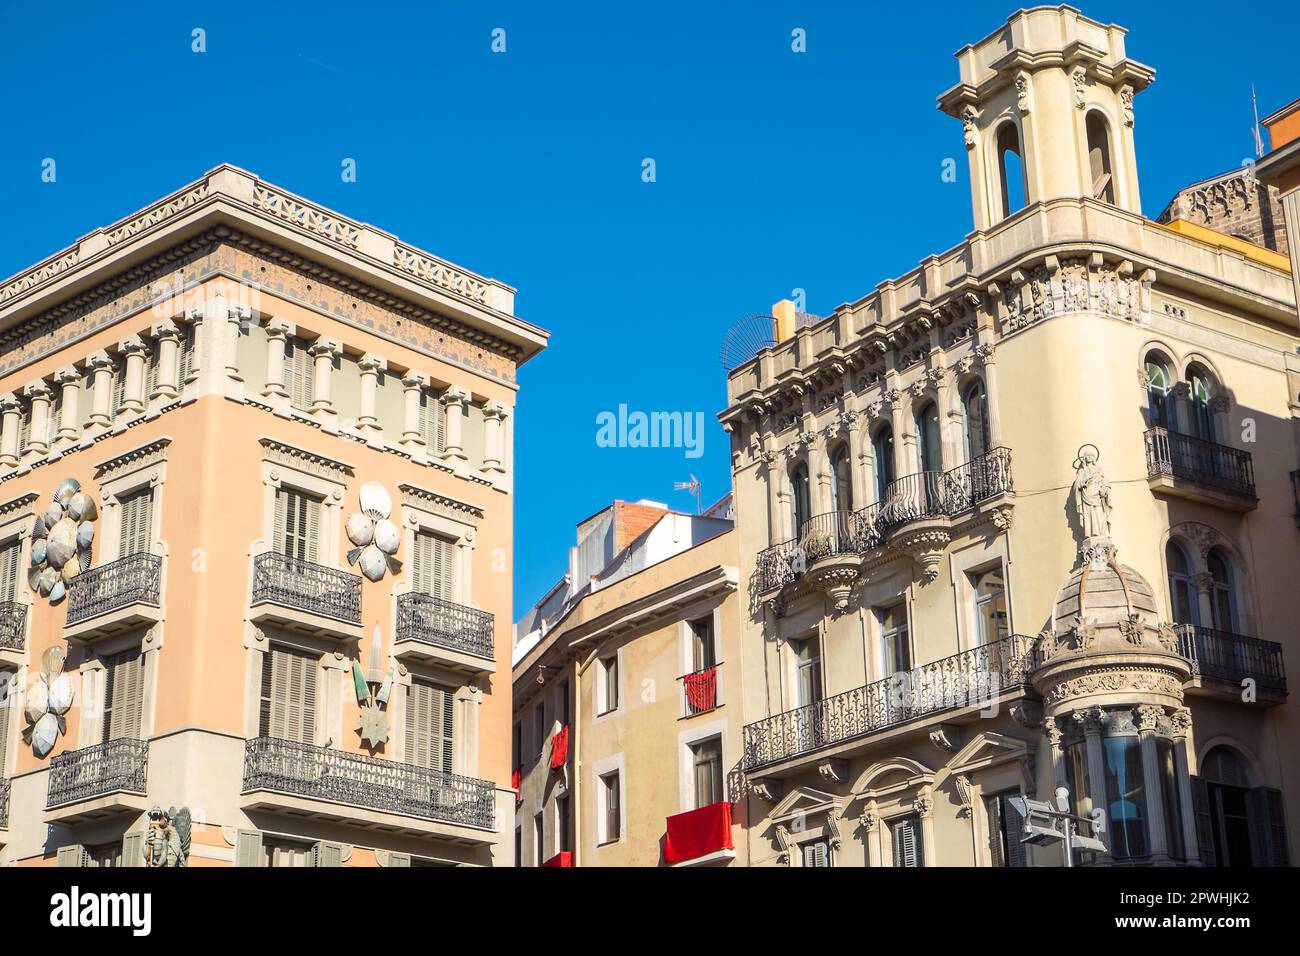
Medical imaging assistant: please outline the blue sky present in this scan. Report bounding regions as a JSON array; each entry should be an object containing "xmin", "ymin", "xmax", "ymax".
[{"xmin": 0, "ymin": 1, "xmax": 1294, "ymax": 614}]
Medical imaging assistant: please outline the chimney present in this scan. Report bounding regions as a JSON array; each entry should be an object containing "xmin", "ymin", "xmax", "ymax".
[{"xmin": 772, "ymin": 298, "xmax": 798, "ymax": 344}]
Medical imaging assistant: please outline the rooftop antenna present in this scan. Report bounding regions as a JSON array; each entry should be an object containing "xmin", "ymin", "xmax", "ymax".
[
  {"xmin": 1251, "ymin": 85, "xmax": 1265, "ymax": 158},
  {"xmin": 674, "ymin": 474, "xmax": 702, "ymax": 514}
]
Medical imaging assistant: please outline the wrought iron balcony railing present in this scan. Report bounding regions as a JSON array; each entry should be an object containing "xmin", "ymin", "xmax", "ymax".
[
  {"xmin": 251, "ymin": 552, "xmax": 361, "ymax": 625},
  {"xmin": 1145, "ymin": 427, "xmax": 1255, "ymax": 498},
  {"xmin": 0, "ymin": 777, "xmax": 9, "ymax": 829},
  {"xmin": 755, "ymin": 537, "xmax": 801, "ymax": 594},
  {"xmin": 0, "ymin": 600, "xmax": 26, "ymax": 651},
  {"xmin": 396, "ymin": 592, "xmax": 494, "ymax": 660},
  {"xmin": 1174, "ymin": 624, "xmax": 1286, "ymax": 697},
  {"xmin": 741, "ymin": 634, "xmax": 1036, "ymax": 770},
  {"xmin": 65, "ymin": 553, "xmax": 161, "ymax": 626},
  {"xmin": 46, "ymin": 738, "xmax": 149, "ymax": 809},
  {"xmin": 242, "ymin": 736, "xmax": 496, "ymax": 830},
  {"xmin": 798, "ymin": 510, "xmax": 873, "ymax": 561}
]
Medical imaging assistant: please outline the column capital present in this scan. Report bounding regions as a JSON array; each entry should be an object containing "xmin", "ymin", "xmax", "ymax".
[
  {"xmin": 185, "ymin": 305, "xmax": 205, "ymax": 323},
  {"xmin": 228, "ymin": 305, "xmax": 252, "ymax": 323},
  {"xmin": 0, "ymin": 393, "xmax": 22, "ymax": 413},
  {"xmin": 975, "ymin": 342, "xmax": 996, "ymax": 365},
  {"xmin": 1135, "ymin": 704, "xmax": 1164, "ymax": 734},
  {"xmin": 308, "ymin": 337, "xmax": 342, "ymax": 359},
  {"xmin": 1168, "ymin": 707, "xmax": 1192, "ymax": 738},
  {"xmin": 264, "ymin": 317, "xmax": 296, "ymax": 340},
  {"xmin": 484, "ymin": 399, "xmax": 510, "ymax": 421},
  {"xmin": 359, "ymin": 353, "xmax": 388, "ymax": 374},
  {"xmin": 23, "ymin": 380, "xmax": 53, "ymax": 401},
  {"xmin": 440, "ymin": 385, "xmax": 471, "ymax": 407},
  {"xmin": 401, "ymin": 370, "xmax": 429, "ymax": 390},
  {"xmin": 54, "ymin": 365, "xmax": 82, "ymax": 386},
  {"xmin": 150, "ymin": 318, "xmax": 184, "ymax": 342},
  {"xmin": 118, "ymin": 334, "xmax": 149, "ymax": 356}
]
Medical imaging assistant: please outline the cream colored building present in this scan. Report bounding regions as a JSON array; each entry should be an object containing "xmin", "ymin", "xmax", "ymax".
[
  {"xmin": 722, "ymin": 5, "xmax": 1295, "ymax": 867},
  {"xmin": 0, "ymin": 165, "xmax": 545, "ymax": 866},
  {"xmin": 512, "ymin": 498, "xmax": 749, "ymax": 866}
]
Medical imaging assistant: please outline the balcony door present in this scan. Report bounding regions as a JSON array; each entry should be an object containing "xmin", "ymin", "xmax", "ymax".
[
  {"xmin": 117, "ymin": 488, "xmax": 153, "ymax": 559},
  {"xmin": 273, "ymin": 487, "xmax": 321, "ymax": 563},
  {"xmin": 101, "ymin": 647, "xmax": 144, "ymax": 743},
  {"xmin": 405, "ymin": 678, "xmax": 455, "ymax": 772},
  {"xmin": 412, "ymin": 530, "xmax": 455, "ymax": 600},
  {"xmin": 259, "ymin": 644, "xmax": 317, "ymax": 743},
  {"xmin": 916, "ymin": 402, "xmax": 942, "ymax": 473},
  {"xmin": 963, "ymin": 381, "xmax": 990, "ymax": 462},
  {"xmin": 1165, "ymin": 542, "xmax": 1199, "ymax": 627},
  {"xmin": 831, "ymin": 445, "xmax": 852, "ymax": 514},
  {"xmin": 872, "ymin": 427, "xmax": 895, "ymax": 502},
  {"xmin": 690, "ymin": 736, "xmax": 724, "ymax": 809}
]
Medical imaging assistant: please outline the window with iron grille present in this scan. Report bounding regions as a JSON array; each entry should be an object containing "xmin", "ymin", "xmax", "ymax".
[
  {"xmin": 286, "ymin": 336, "xmax": 315, "ymax": 411},
  {"xmin": 273, "ymin": 487, "xmax": 321, "ymax": 562},
  {"xmin": 117, "ymin": 488, "xmax": 154, "ymax": 558},
  {"xmin": 101, "ymin": 647, "xmax": 145, "ymax": 743},
  {"xmin": 258, "ymin": 644, "xmax": 317, "ymax": 743},
  {"xmin": 405, "ymin": 678, "xmax": 455, "ymax": 773},
  {"xmin": 411, "ymin": 529, "xmax": 454, "ymax": 599}
]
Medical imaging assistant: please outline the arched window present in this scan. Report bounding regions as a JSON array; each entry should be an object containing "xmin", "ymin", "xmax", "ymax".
[
  {"xmin": 790, "ymin": 463, "xmax": 811, "ymax": 535},
  {"xmin": 1201, "ymin": 746, "xmax": 1254, "ymax": 867},
  {"xmin": 963, "ymin": 380, "xmax": 989, "ymax": 460},
  {"xmin": 1206, "ymin": 548, "xmax": 1237, "ymax": 633},
  {"xmin": 872, "ymin": 426, "xmax": 894, "ymax": 502},
  {"xmin": 997, "ymin": 122, "xmax": 1027, "ymax": 219},
  {"xmin": 1187, "ymin": 366, "xmax": 1215, "ymax": 441},
  {"xmin": 1144, "ymin": 354, "xmax": 1173, "ymax": 429},
  {"xmin": 830, "ymin": 445, "xmax": 852, "ymax": 513},
  {"xmin": 916, "ymin": 401, "xmax": 941, "ymax": 473},
  {"xmin": 1166, "ymin": 541, "xmax": 1199, "ymax": 626},
  {"xmin": 1086, "ymin": 112, "xmax": 1115, "ymax": 203}
]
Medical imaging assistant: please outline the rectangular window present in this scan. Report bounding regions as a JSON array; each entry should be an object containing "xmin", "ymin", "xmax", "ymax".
[
  {"xmin": 117, "ymin": 488, "xmax": 154, "ymax": 558},
  {"xmin": 0, "ymin": 669, "xmax": 12, "ymax": 772},
  {"xmin": 558, "ymin": 679, "xmax": 570, "ymax": 727},
  {"xmin": 986, "ymin": 792, "xmax": 1027, "ymax": 867},
  {"xmin": 273, "ymin": 487, "xmax": 321, "ymax": 563},
  {"xmin": 405, "ymin": 678, "xmax": 455, "ymax": 772},
  {"xmin": 286, "ymin": 336, "xmax": 315, "ymax": 412},
  {"xmin": 971, "ymin": 567, "xmax": 1009, "ymax": 645},
  {"xmin": 111, "ymin": 355, "xmax": 127, "ymax": 418},
  {"xmin": 89, "ymin": 843, "xmax": 123, "ymax": 868},
  {"xmin": 514, "ymin": 826, "xmax": 522, "ymax": 868},
  {"xmin": 258, "ymin": 644, "xmax": 317, "ymax": 743},
  {"xmin": 601, "ymin": 771, "xmax": 621, "ymax": 843},
  {"xmin": 47, "ymin": 387, "xmax": 62, "ymax": 446},
  {"xmin": 533, "ymin": 701, "xmax": 546, "ymax": 756},
  {"xmin": 420, "ymin": 389, "xmax": 444, "ymax": 453},
  {"xmin": 556, "ymin": 793, "xmax": 571, "ymax": 853},
  {"xmin": 796, "ymin": 637, "xmax": 822, "ymax": 706},
  {"xmin": 177, "ymin": 323, "xmax": 196, "ymax": 387},
  {"xmin": 533, "ymin": 811, "xmax": 543, "ymax": 866},
  {"xmin": 802, "ymin": 840, "xmax": 830, "ymax": 868},
  {"xmin": 0, "ymin": 537, "xmax": 21, "ymax": 603},
  {"xmin": 691, "ymin": 736, "xmax": 724, "ymax": 809},
  {"xmin": 16, "ymin": 402, "xmax": 29, "ymax": 457},
  {"xmin": 145, "ymin": 340, "xmax": 160, "ymax": 400},
  {"xmin": 880, "ymin": 604, "xmax": 910, "ymax": 675},
  {"xmin": 690, "ymin": 616, "xmax": 716, "ymax": 671},
  {"xmin": 892, "ymin": 815, "xmax": 923, "ymax": 867},
  {"xmin": 101, "ymin": 648, "xmax": 145, "ymax": 743},
  {"xmin": 265, "ymin": 838, "xmax": 313, "ymax": 868},
  {"xmin": 511, "ymin": 722, "xmax": 521, "ymax": 772},
  {"xmin": 411, "ymin": 529, "xmax": 455, "ymax": 599},
  {"xmin": 599, "ymin": 656, "xmax": 619, "ymax": 714}
]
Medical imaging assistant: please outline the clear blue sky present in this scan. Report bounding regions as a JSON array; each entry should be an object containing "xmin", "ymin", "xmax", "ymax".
[{"xmin": 0, "ymin": 1, "xmax": 1294, "ymax": 615}]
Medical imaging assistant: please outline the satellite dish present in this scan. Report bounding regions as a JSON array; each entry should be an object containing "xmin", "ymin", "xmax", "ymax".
[{"xmin": 720, "ymin": 314, "xmax": 777, "ymax": 371}]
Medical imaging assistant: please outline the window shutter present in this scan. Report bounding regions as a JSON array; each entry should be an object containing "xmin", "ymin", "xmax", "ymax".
[
  {"xmin": 112, "ymin": 357, "xmax": 126, "ymax": 417},
  {"xmin": 106, "ymin": 649, "xmax": 144, "ymax": 741},
  {"xmin": 289, "ymin": 338, "xmax": 315, "ymax": 411},
  {"xmin": 406, "ymin": 679, "xmax": 454, "ymax": 771},
  {"xmin": 145, "ymin": 342, "xmax": 159, "ymax": 400},
  {"xmin": 986, "ymin": 797, "xmax": 1005, "ymax": 867},
  {"xmin": 118, "ymin": 489, "xmax": 153, "ymax": 558},
  {"xmin": 273, "ymin": 490, "xmax": 287, "ymax": 556},
  {"xmin": 47, "ymin": 389, "xmax": 61, "ymax": 446},
  {"xmin": 1190, "ymin": 776, "xmax": 1217, "ymax": 867},
  {"xmin": 267, "ymin": 645, "xmax": 316, "ymax": 743},
  {"xmin": 802, "ymin": 841, "xmax": 828, "ymax": 868},
  {"xmin": 1248, "ymin": 787, "xmax": 1290, "ymax": 867},
  {"xmin": 893, "ymin": 816, "xmax": 922, "ymax": 868},
  {"xmin": 387, "ymin": 852, "xmax": 411, "ymax": 868},
  {"xmin": 56, "ymin": 845, "xmax": 88, "ymax": 867},
  {"xmin": 121, "ymin": 831, "xmax": 146, "ymax": 867},
  {"xmin": 0, "ymin": 538, "xmax": 21, "ymax": 602},
  {"xmin": 16, "ymin": 403, "xmax": 29, "ymax": 457},
  {"xmin": 305, "ymin": 496, "xmax": 320, "ymax": 563},
  {"xmin": 420, "ymin": 390, "xmax": 445, "ymax": 452},
  {"xmin": 412, "ymin": 531, "xmax": 432, "ymax": 595},
  {"xmin": 275, "ymin": 489, "xmax": 320, "ymax": 563},
  {"xmin": 235, "ymin": 829, "xmax": 264, "ymax": 867},
  {"xmin": 1001, "ymin": 795, "xmax": 1027, "ymax": 868},
  {"xmin": 177, "ymin": 324, "xmax": 195, "ymax": 386},
  {"xmin": 311, "ymin": 841, "xmax": 344, "ymax": 867},
  {"xmin": 0, "ymin": 676, "xmax": 11, "ymax": 775},
  {"xmin": 412, "ymin": 532, "xmax": 453, "ymax": 599}
]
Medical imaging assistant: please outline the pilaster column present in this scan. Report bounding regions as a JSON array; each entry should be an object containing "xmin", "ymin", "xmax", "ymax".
[
  {"xmin": 975, "ymin": 343, "xmax": 1003, "ymax": 447},
  {"xmin": 262, "ymin": 319, "xmax": 294, "ymax": 400},
  {"xmin": 806, "ymin": 431, "xmax": 830, "ymax": 516},
  {"xmin": 482, "ymin": 400, "xmax": 509, "ymax": 473},
  {"xmin": 86, "ymin": 351, "xmax": 115, "ymax": 428},
  {"xmin": 22, "ymin": 381, "xmax": 53, "ymax": 457},
  {"xmin": 845, "ymin": 413, "xmax": 867, "ymax": 513},
  {"xmin": 150, "ymin": 319, "xmax": 183, "ymax": 400},
  {"xmin": 184, "ymin": 305, "xmax": 205, "ymax": 389},
  {"xmin": 932, "ymin": 366, "xmax": 959, "ymax": 470},
  {"xmin": 440, "ymin": 386, "xmax": 470, "ymax": 462},
  {"xmin": 886, "ymin": 387, "xmax": 910, "ymax": 482},
  {"xmin": 1045, "ymin": 717, "xmax": 1068, "ymax": 789},
  {"xmin": 1170, "ymin": 381, "xmax": 1192, "ymax": 436},
  {"xmin": 225, "ymin": 305, "xmax": 249, "ymax": 382},
  {"xmin": 915, "ymin": 787, "xmax": 937, "ymax": 868},
  {"xmin": 1169, "ymin": 708, "xmax": 1200, "ymax": 864},
  {"xmin": 455, "ymin": 530, "xmax": 475, "ymax": 602},
  {"xmin": 860, "ymin": 804, "xmax": 879, "ymax": 868},
  {"xmin": 53, "ymin": 366, "xmax": 81, "ymax": 443},
  {"xmin": 760, "ymin": 449, "xmax": 784, "ymax": 542},
  {"xmin": 357, "ymin": 353, "xmax": 387, "ymax": 435},
  {"xmin": 1191, "ymin": 572, "xmax": 1215, "ymax": 629},
  {"xmin": 309, "ymin": 338, "xmax": 342, "ymax": 421},
  {"xmin": 118, "ymin": 335, "xmax": 149, "ymax": 415},
  {"xmin": 1135, "ymin": 706, "xmax": 1169, "ymax": 861},
  {"xmin": 1075, "ymin": 707, "xmax": 1112, "ymax": 864},
  {"xmin": 0, "ymin": 394, "xmax": 22, "ymax": 467},
  {"xmin": 401, "ymin": 371, "xmax": 430, "ymax": 450}
]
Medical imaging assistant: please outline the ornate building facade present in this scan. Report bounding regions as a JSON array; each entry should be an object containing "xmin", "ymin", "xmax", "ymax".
[
  {"xmin": 722, "ymin": 6, "xmax": 1295, "ymax": 867},
  {"xmin": 0, "ymin": 165, "xmax": 546, "ymax": 866}
]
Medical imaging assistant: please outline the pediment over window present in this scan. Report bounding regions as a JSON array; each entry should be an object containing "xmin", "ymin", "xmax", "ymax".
[
  {"xmin": 943, "ymin": 731, "xmax": 1028, "ymax": 777},
  {"xmin": 770, "ymin": 784, "xmax": 842, "ymax": 825},
  {"xmin": 852, "ymin": 756, "xmax": 935, "ymax": 800}
]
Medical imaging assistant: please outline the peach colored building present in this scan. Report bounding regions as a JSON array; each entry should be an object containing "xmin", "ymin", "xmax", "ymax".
[{"xmin": 0, "ymin": 165, "xmax": 546, "ymax": 867}]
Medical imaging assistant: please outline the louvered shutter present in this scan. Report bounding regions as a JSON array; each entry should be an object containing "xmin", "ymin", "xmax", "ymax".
[
  {"xmin": 311, "ymin": 841, "xmax": 344, "ymax": 867},
  {"xmin": 121, "ymin": 831, "xmax": 146, "ymax": 867},
  {"xmin": 406, "ymin": 679, "xmax": 454, "ymax": 772},
  {"xmin": 986, "ymin": 796, "xmax": 1005, "ymax": 867},
  {"xmin": 56, "ymin": 845, "xmax": 88, "ymax": 867},
  {"xmin": 0, "ymin": 538, "xmax": 20, "ymax": 602},
  {"xmin": 145, "ymin": 342, "xmax": 159, "ymax": 400},
  {"xmin": 802, "ymin": 841, "xmax": 829, "ymax": 868},
  {"xmin": 1190, "ymin": 776, "xmax": 1217, "ymax": 867},
  {"xmin": 420, "ymin": 390, "xmax": 444, "ymax": 452},
  {"xmin": 235, "ymin": 829, "xmax": 264, "ymax": 867},
  {"xmin": 267, "ymin": 645, "xmax": 316, "ymax": 743},
  {"xmin": 0, "ymin": 673, "xmax": 11, "ymax": 774},
  {"xmin": 112, "ymin": 357, "xmax": 126, "ymax": 416},
  {"xmin": 106, "ymin": 649, "xmax": 144, "ymax": 741},
  {"xmin": 118, "ymin": 489, "xmax": 152, "ymax": 557},
  {"xmin": 288, "ymin": 338, "xmax": 315, "ymax": 411},
  {"xmin": 16, "ymin": 404, "xmax": 28, "ymax": 457},
  {"xmin": 1248, "ymin": 787, "xmax": 1290, "ymax": 867},
  {"xmin": 387, "ymin": 852, "xmax": 411, "ymax": 868},
  {"xmin": 1001, "ymin": 795, "xmax": 1027, "ymax": 868},
  {"xmin": 275, "ymin": 488, "xmax": 319, "ymax": 562},
  {"xmin": 177, "ymin": 324, "xmax": 195, "ymax": 386},
  {"xmin": 892, "ymin": 816, "xmax": 922, "ymax": 867},
  {"xmin": 47, "ymin": 389, "xmax": 61, "ymax": 445}
]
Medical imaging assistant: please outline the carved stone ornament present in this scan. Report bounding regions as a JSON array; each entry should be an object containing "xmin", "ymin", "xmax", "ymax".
[
  {"xmin": 912, "ymin": 789, "xmax": 934, "ymax": 818},
  {"xmin": 859, "ymin": 809, "xmax": 879, "ymax": 832},
  {"xmin": 928, "ymin": 727, "xmax": 957, "ymax": 751},
  {"xmin": 144, "ymin": 806, "xmax": 192, "ymax": 867},
  {"xmin": 1135, "ymin": 704, "xmax": 1163, "ymax": 733},
  {"xmin": 817, "ymin": 758, "xmax": 849, "ymax": 784},
  {"xmin": 953, "ymin": 775, "xmax": 973, "ymax": 817},
  {"xmin": 1016, "ymin": 73, "xmax": 1031, "ymax": 113},
  {"xmin": 962, "ymin": 107, "xmax": 978, "ymax": 149}
]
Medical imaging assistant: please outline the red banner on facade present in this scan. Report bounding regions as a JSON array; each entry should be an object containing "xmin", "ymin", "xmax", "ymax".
[{"xmin": 664, "ymin": 800, "xmax": 733, "ymax": 865}]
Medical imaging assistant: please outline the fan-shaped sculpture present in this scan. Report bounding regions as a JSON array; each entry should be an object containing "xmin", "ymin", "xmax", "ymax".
[
  {"xmin": 22, "ymin": 644, "xmax": 74, "ymax": 757},
  {"xmin": 28, "ymin": 478, "xmax": 96, "ymax": 605},
  {"xmin": 345, "ymin": 482, "xmax": 402, "ymax": 582}
]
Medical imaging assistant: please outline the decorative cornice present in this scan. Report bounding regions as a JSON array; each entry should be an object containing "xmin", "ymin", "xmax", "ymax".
[
  {"xmin": 0, "ymin": 491, "xmax": 39, "ymax": 519},
  {"xmin": 398, "ymin": 482, "xmax": 484, "ymax": 521},
  {"xmin": 259, "ymin": 437, "xmax": 354, "ymax": 482},
  {"xmin": 94, "ymin": 437, "xmax": 172, "ymax": 481}
]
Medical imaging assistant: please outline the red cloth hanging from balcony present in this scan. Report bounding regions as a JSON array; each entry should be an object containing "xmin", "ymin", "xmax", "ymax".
[
  {"xmin": 550, "ymin": 725, "xmax": 569, "ymax": 769},
  {"xmin": 664, "ymin": 800, "xmax": 733, "ymax": 865},
  {"xmin": 683, "ymin": 667, "xmax": 717, "ymax": 713},
  {"xmin": 511, "ymin": 767, "xmax": 522, "ymax": 802},
  {"xmin": 541, "ymin": 851, "xmax": 573, "ymax": 868}
]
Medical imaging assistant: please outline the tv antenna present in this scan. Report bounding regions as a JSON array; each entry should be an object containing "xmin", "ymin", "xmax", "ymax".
[{"xmin": 674, "ymin": 474, "xmax": 702, "ymax": 514}]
